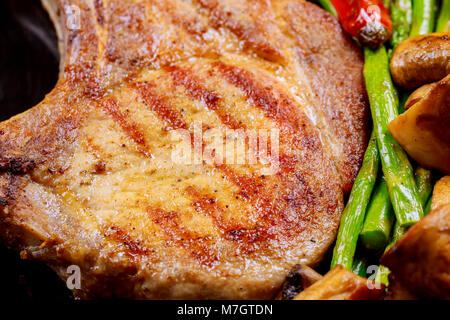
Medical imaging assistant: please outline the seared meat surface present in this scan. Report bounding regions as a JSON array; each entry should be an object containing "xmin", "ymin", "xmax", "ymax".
[{"xmin": 0, "ymin": 0, "xmax": 369, "ymax": 299}]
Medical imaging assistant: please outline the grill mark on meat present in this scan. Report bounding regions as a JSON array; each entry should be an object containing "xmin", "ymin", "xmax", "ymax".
[
  {"xmin": 216, "ymin": 164, "xmax": 298, "ymax": 242},
  {"xmin": 183, "ymin": 185, "xmax": 276, "ymax": 256},
  {"xmin": 131, "ymin": 80, "xmax": 309, "ymax": 243},
  {"xmin": 133, "ymin": 82, "xmax": 189, "ymax": 130},
  {"xmin": 98, "ymin": 98, "xmax": 151, "ymax": 158},
  {"xmin": 186, "ymin": 185, "xmax": 233, "ymax": 232},
  {"xmin": 187, "ymin": 237, "xmax": 220, "ymax": 267},
  {"xmin": 133, "ymin": 73, "xmax": 319, "ymax": 233},
  {"xmin": 217, "ymin": 164, "xmax": 264, "ymax": 201},
  {"xmin": 148, "ymin": 208, "xmax": 219, "ymax": 267},
  {"xmin": 104, "ymin": 225, "xmax": 150, "ymax": 267},
  {"xmin": 105, "ymin": 221, "xmax": 219, "ymax": 269},
  {"xmin": 166, "ymin": 64, "xmax": 274, "ymax": 166},
  {"xmin": 168, "ymin": 66, "xmax": 220, "ymax": 107},
  {"xmin": 216, "ymin": 62, "xmax": 301, "ymax": 131},
  {"xmin": 133, "ymin": 80, "xmax": 264, "ymax": 196},
  {"xmin": 215, "ymin": 61, "xmax": 322, "ymax": 153},
  {"xmin": 166, "ymin": 64, "xmax": 297, "ymax": 173},
  {"xmin": 167, "ymin": 65, "xmax": 245, "ymax": 130},
  {"xmin": 134, "ymin": 79, "xmax": 249, "ymax": 167}
]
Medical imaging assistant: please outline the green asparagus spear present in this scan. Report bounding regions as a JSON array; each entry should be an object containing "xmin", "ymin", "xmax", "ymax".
[
  {"xmin": 374, "ymin": 218, "xmax": 405, "ymax": 285},
  {"xmin": 363, "ymin": 46, "xmax": 424, "ymax": 227},
  {"xmin": 436, "ymin": 0, "xmax": 450, "ymax": 32},
  {"xmin": 365, "ymin": 59, "xmax": 425, "ymax": 283},
  {"xmin": 416, "ymin": 166, "xmax": 433, "ymax": 215},
  {"xmin": 360, "ymin": 177, "xmax": 395, "ymax": 252},
  {"xmin": 408, "ymin": 0, "xmax": 437, "ymax": 216},
  {"xmin": 374, "ymin": 265, "xmax": 390, "ymax": 285},
  {"xmin": 424, "ymin": 195, "xmax": 433, "ymax": 214},
  {"xmin": 383, "ymin": 168, "xmax": 430, "ymax": 241},
  {"xmin": 391, "ymin": 0, "xmax": 434, "ymax": 226},
  {"xmin": 391, "ymin": 0, "xmax": 434, "ymax": 217},
  {"xmin": 410, "ymin": 0, "xmax": 437, "ymax": 36},
  {"xmin": 386, "ymin": 161, "xmax": 431, "ymax": 249},
  {"xmin": 375, "ymin": 166, "xmax": 432, "ymax": 284},
  {"xmin": 390, "ymin": 0, "xmax": 413, "ymax": 48},
  {"xmin": 380, "ymin": 0, "xmax": 435, "ymax": 266},
  {"xmin": 331, "ymin": 132, "xmax": 380, "ymax": 270},
  {"xmin": 318, "ymin": 0, "xmax": 337, "ymax": 17},
  {"xmin": 397, "ymin": 90, "xmax": 410, "ymax": 114},
  {"xmin": 358, "ymin": 108, "xmax": 420, "ymax": 253},
  {"xmin": 415, "ymin": 167, "xmax": 433, "ymax": 204},
  {"xmin": 352, "ymin": 257, "xmax": 368, "ymax": 278}
]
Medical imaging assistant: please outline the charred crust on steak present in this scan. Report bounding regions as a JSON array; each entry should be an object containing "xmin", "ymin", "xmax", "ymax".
[
  {"xmin": 0, "ymin": 157, "xmax": 36, "ymax": 174},
  {"xmin": 0, "ymin": 198, "xmax": 7, "ymax": 207}
]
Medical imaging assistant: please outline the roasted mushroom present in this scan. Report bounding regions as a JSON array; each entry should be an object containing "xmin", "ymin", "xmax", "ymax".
[
  {"xmin": 388, "ymin": 74, "xmax": 450, "ymax": 173},
  {"xmin": 277, "ymin": 264, "xmax": 323, "ymax": 300},
  {"xmin": 431, "ymin": 175, "xmax": 450, "ymax": 211},
  {"xmin": 385, "ymin": 274, "xmax": 418, "ymax": 300},
  {"xmin": 293, "ymin": 265, "xmax": 385, "ymax": 300},
  {"xmin": 381, "ymin": 204, "xmax": 450, "ymax": 299},
  {"xmin": 390, "ymin": 33, "xmax": 450, "ymax": 89}
]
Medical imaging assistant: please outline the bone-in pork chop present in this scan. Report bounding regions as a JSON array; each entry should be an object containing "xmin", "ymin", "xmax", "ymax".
[{"xmin": 0, "ymin": 0, "xmax": 369, "ymax": 299}]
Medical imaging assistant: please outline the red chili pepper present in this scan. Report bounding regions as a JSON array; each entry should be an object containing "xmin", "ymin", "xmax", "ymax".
[{"xmin": 330, "ymin": 0, "xmax": 393, "ymax": 48}]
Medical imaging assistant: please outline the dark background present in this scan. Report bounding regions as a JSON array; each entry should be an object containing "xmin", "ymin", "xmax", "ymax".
[
  {"xmin": 0, "ymin": 0, "xmax": 72, "ymax": 300},
  {"xmin": 0, "ymin": 0, "xmax": 59, "ymax": 121}
]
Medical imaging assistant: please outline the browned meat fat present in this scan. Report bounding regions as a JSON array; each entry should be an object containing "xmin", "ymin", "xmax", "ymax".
[{"xmin": 0, "ymin": 0, "xmax": 369, "ymax": 299}]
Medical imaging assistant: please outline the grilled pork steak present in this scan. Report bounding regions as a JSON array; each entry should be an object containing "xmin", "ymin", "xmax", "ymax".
[{"xmin": 0, "ymin": 0, "xmax": 369, "ymax": 299}]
